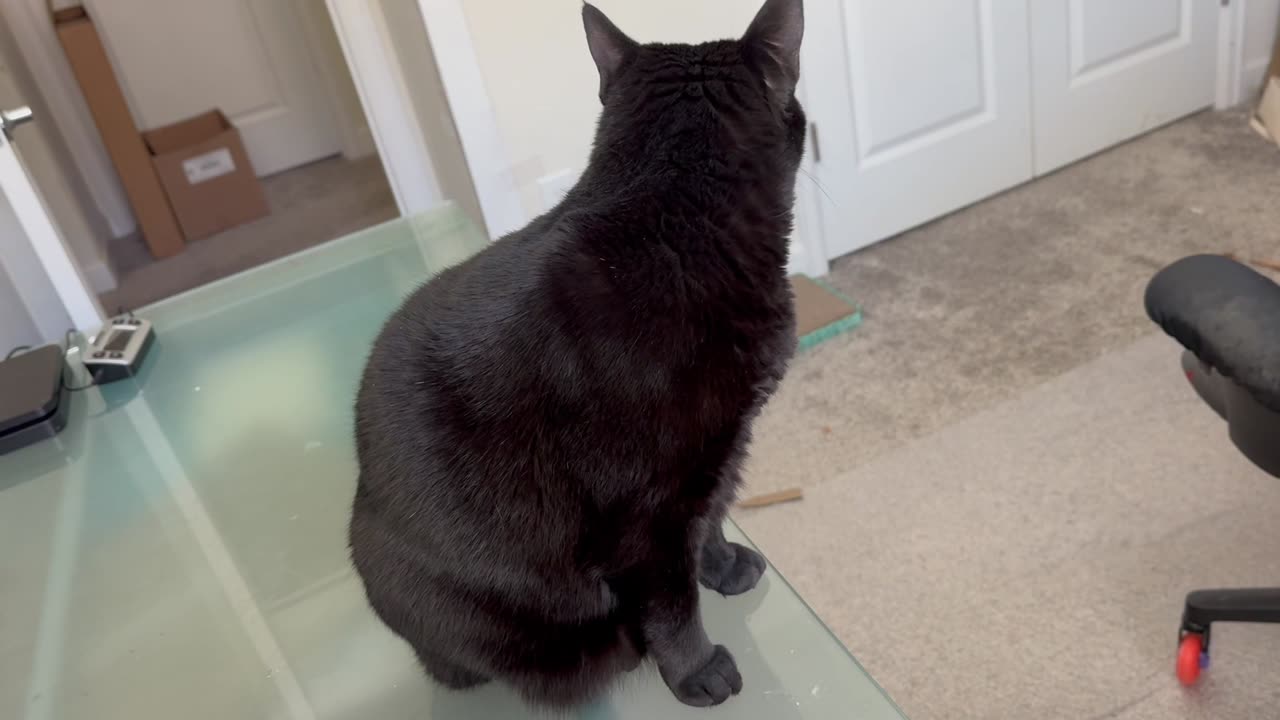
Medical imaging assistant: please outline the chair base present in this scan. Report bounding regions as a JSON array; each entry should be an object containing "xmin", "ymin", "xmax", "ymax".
[
  {"xmin": 1180, "ymin": 587, "xmax": 1280, "ymax": 651},
  {"xmin": 1183, "ymin": 587, "xmax": 1280, "ymax": 628},
  {"xmin": 1175, "ymin": 587, "xmax": 1280, "ymax": 686}
]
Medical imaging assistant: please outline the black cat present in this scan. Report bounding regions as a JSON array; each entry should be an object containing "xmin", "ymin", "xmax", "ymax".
[{"xmin": 350, "ymin": 0, "xmax": 805, "ymax": 708}]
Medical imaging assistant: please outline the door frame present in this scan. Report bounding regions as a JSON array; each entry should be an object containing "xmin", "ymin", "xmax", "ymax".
[
  {"xmin": 0, "ymin": 130, "xmax": 105, "ymax": 332},
  {"xmin": 1216, "ymin": 0, "xmax": 1278, "ymax": 110},
  {"xmin": 324, "ymin": 0, "xmax": 444, "ymax": 216},
  {"xmin": 1217, "ymin": 0, "xmax": 1249, "ymax": 109},
  {"xmin": 414, "ymin": 0, "xmax": 527, "ymax": 241}
]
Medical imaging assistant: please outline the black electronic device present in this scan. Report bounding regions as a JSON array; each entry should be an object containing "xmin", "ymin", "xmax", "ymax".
[
  {"xmin": 82, "ymin": 316, "xmax": 155, "ymax": 383},
  {"xmin": 0, "ymin": 344, "xmax": 70, "ymax": 455}
]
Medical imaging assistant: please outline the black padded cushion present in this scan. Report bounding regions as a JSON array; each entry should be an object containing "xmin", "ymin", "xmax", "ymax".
[{"xmin": 1145, "ymin": 254, "xmax": 1280, "ymax": 413}]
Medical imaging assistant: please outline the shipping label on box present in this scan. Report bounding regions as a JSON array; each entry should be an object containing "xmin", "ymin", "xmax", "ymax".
[{"xmin": 183, "ymin": 148, "xmax": 236, "ymax": 184}]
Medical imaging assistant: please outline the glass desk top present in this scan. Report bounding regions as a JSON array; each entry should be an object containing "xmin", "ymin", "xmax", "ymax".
[{"xmin": 0, "ymin": 207, "xmax": 905, "ymax": 719}]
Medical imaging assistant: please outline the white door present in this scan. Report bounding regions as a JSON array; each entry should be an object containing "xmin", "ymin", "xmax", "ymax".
[
  {"xmin": 84, "ymin": 0, "xmax": 343, "ymax": 177},
  {"xmin": 0, "ymin": 108, "xmax": 104, "ymax": 334},
  {"xmin": 803, "ymin": 0, "xmax": 1034, "ymax": 260},
  {"xmin": 1030, "ymin": 0, "xmax": 1219, "ymax": 174}
]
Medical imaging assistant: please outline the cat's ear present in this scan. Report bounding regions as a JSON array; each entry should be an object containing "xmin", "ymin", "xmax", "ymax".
[
  {"xmin": 583, "ymin": 3, "xmax": 637, "ymax": 100},
  {"xmin": 742, "ymin": 0, "xmax": 804, "ymax": 105}
]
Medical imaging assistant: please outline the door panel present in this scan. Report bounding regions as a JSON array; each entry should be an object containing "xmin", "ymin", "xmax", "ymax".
[
  {"xmin": 1030, "ymin": 0, "xmax": 1218, "ymax": 174},
  {"xmin": 854, "ymin": 3, "xmax": 988, "ymax": 160},
  {"xmin": 85, "ymin": 0, "xmax": 343, "ymax": 177},
  {"xmin": 804, "ymin": 0, "xmax": 1033, "ymax": 260}
]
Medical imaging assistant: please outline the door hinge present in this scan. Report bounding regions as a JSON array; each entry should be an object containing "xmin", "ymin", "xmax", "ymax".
[{"xmin": 809, "ymin": 123, "xmax": 822, "ymax": 163}]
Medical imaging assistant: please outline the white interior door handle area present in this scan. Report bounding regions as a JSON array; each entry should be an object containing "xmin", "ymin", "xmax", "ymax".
[
  {"xmin": 0, "ymin": 105, "xmax": 35, "ymax": 140},
  {"xmin": 0, "ymin": 118, "xmax": 104, "ymax": 332}
]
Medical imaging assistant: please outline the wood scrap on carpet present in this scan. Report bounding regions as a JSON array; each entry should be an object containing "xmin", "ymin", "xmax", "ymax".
[{"xmin": 738, "ymin": 487, "xmax": 804, "ymax": 509}]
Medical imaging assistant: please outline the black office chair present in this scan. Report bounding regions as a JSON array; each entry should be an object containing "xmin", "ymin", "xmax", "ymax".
[{"xmin": 1145, "ymin": 254, "xmax": 1280, "ymax": 686}]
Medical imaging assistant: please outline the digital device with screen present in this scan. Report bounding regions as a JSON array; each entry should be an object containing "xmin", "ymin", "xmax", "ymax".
[
  {"xmin": 103, "ymin": 329, "xmax": 134, "ymax": 353},
  {"xmin": 82, "ymin": 316, "xmax": 155, "ymax": 384}
]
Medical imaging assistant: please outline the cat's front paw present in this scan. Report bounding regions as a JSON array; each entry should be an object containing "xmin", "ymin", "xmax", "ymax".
[
  {"xmin": 668, "ymin": 645, "xmax": 742, "ymax": 707},
  {"xmin": 700, "ymin": 542, "xmax": 766, "ymax": 596}
]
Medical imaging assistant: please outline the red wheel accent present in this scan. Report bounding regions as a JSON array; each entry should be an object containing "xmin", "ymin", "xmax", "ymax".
[{"xmin": 1177, "ymin": 634, "xmax": 1204, "ymax": 686}]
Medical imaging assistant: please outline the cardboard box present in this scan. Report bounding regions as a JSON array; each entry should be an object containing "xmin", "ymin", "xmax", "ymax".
[
  {"xmin": 53, "ymin": 7, "xmax": 185, "ymax": 258},
  {"xmin": 141, "ymin": 111, "xmax": 269, "ymax": 241}
]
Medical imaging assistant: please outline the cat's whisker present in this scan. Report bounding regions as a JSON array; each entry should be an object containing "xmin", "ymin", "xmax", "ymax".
[{"xmin": 799, "ymin": 167, "xmax": 836, "ymax": 206}]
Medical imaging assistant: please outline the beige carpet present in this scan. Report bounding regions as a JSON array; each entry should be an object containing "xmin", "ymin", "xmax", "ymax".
[
  {"xmin": 731, "ymin": 109, "xmax": 1280, "ymax": 719},
  {"xmin": 101, "ymin": 154, "xmax": 397, "ymax": 310},
  {"xmin": 739, "ymin": 334, "xmax": 1280, "ymax": 719},
  {"xmin": 741, "ymin": 110, "xmax": 1280, "ymax": 503}
]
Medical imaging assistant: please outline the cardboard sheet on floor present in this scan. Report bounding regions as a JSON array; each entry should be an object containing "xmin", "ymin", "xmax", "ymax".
[{"xmin": 792, "ymin": 276, "xmax": 855, "ymax": 337}]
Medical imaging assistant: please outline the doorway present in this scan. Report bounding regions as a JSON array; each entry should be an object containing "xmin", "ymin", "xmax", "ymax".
[
  {"xmin": 1, "ymin": 0, "xmax": 477, "ymax": 317},
  {"xmin": 83, "ymin": 0, "xmax": 398, "ymax": 309}
]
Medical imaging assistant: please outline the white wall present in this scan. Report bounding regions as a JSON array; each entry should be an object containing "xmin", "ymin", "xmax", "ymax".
[
  {"xmin": 1244, "ymin": 0, "xmax": 1280, "ymax": 99},
  {"xmin": 457, "ymin": 0, "xmax": 766, "ymax": 218},
  {"xmin": 381, "ymin": 0, "xmax": 487, "ymax": 232},
  {"xmin": 0, "ymin": 263, "xmax": 42, "ymax": 352}
]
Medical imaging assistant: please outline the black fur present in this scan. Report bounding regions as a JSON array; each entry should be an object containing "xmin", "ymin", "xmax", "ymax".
[{"xmin": 350, "ymin": 0, "xmax": 805, "ymax": 708}]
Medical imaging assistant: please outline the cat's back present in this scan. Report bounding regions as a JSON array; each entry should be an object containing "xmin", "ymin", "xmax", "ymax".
[
  {"xmin": 379, "ymin": 221, "xmax": 554, "ymax": 358},
  {"xmin": 357, "ymin": 222, "xmax": 555, "ymax": 424},
  {"xmin": 352, "ymin": 215, "xmax": 616, "ymax": 496}
]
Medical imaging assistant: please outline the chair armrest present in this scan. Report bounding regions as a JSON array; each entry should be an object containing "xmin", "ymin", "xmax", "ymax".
[{"xmin": 1145, "ymin": 254, "xmax": 1280, "ymax": 413}]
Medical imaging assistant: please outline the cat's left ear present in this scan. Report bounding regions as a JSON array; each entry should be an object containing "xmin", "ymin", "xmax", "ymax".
[
  {"xmin": 583, "ymin": 3, "xmax": 638, "ymax": 101},
  {"xmin": 742, "ymin": 0, "xmax": 804, "ymax": 105}
]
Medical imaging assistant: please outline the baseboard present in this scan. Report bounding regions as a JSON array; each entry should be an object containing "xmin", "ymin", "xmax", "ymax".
[
  {"xmin": 81, "ymin": 259, "xmax": 116, "ymax": 294},
  {"xmin": 106, "ymin": 209, "xmax": 138, "ymax": 240}
]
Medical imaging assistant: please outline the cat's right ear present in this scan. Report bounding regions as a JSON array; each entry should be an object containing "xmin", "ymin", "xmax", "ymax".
[
  {"xmin": 742, "ymin": 0, "xmax": 804, "ymax": 106},
  {"xmin": 583, "ymin": 3, "xmax": 637, "ymax": 101}
]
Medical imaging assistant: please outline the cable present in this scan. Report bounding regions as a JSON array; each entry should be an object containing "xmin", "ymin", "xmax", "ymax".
[
  {"xmin": 64, "ymin": 371, "xmax": 103, "ymax": 392},
  {"xmin": 61, "ymin": 328, "xmax": 102, "ymax": 392},
  {"xmin": 5, "ymin": 345, "xmax": 31, "ymax": 360}
]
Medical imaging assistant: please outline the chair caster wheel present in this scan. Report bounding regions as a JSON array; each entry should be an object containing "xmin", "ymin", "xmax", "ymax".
[{"xmin": 1177, "ymin": 633, "xmax": 1208, "ymax": 686}]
